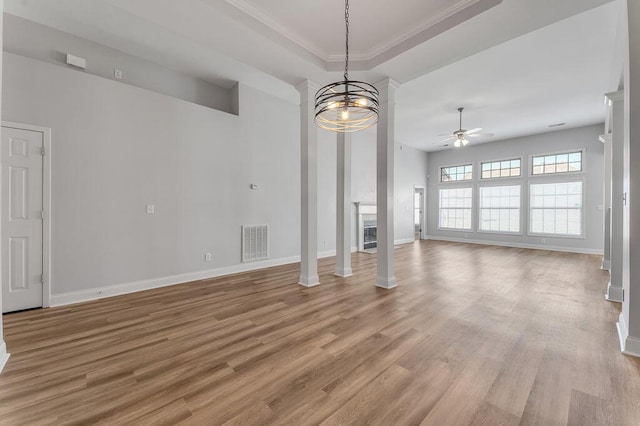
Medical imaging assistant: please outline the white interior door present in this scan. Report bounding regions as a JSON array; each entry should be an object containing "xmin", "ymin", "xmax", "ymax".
[{"xmin": 1, "ymin": 126, "xmax": 44, "ymax": 313}]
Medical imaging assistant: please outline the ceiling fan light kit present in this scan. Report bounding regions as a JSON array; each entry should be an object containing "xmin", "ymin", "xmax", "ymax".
[
  {"xmin": 314, "ymin": 0, "xmax": 379, "ymax": 133},
  {"xmin": 439, "ymin": 107, "xmax": 494, "ymax": 148}
]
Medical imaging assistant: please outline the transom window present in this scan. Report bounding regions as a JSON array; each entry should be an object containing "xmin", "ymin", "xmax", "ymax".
[
  {"xmin": 479, "ymin": 185, "xmax": 521, "ymax": 233},
  {"xmin": 530, "ymin": 181, "xmax": 583, "ymax": 236},
  {"xmin": 441, "ymin": 164, "xmax": 472, "ymax": 182},
  {"xmin": 531, "ymin": 151, "xmax": 582, "ymax": 175},
  {"xmin": 481, "ymin": 159, "xmax": 521, "ymax": 179},
  {"xmin": 439, "ymin": 187, "xmax": 472, "ymax": 230}
]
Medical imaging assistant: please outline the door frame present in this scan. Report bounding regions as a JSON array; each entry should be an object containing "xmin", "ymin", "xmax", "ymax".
[
  {"xmin": 2, "ymin": 121, "xmax": 52, "ymax": 308},
  {"xmin": 413, "ymin": 185, "xmax": 426, "ymax": 240}
]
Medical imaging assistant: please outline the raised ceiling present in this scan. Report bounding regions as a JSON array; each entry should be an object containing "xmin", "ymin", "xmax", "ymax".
[
  {"xmin": 210, "ymin": 0, "xmax": 501, "ymax": 70},
  {"xmin": 3, "ymin": 0, "xmax": 619, "ymax": 152}
]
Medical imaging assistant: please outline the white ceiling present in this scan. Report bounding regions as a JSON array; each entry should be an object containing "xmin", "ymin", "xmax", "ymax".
[{"xmin": 3, "ymin": 0, "xmax": 620, "ymax": 152}]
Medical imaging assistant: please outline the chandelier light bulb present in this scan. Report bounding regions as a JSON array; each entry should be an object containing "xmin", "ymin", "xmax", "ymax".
[
  {"xmin": 313, "ymin": 0, "xmax": 379, "ymax": 132},
  {"xmin": 454, "ymin": 140, "xmax": 461, "ymax": 148}
]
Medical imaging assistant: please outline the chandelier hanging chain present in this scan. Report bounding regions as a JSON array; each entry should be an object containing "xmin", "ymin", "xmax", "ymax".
[
  {"xmin": 313, "ymin": 0, "xmax": 379, "ymax": 132},
  {"xmin": 344, "ymin": 0, "xmax": 349, "ymax": 81}
]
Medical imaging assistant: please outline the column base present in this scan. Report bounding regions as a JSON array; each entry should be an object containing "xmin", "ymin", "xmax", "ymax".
[
  {"xmin": 375, "ymin": 276, "xmax": 397, "ymax": 289},
  {"xmin": 334, "ymin": 268, "xmax": 353, "ymax": 278},
  {"xmin": 601, "ymin": 259, "xmax": 611, "ymax": 271},
  {"xmin": 617, "ymin": 313, "xmax": 640, "ymax": 357},
  {"xmin": 0, "ymin": 341, "xmax": 9, "ymax": 374},
  {"xmin": 606, "ymin": 282, "xmax": 624, "ymax": 302},
  {"xmin": 298, "ymin": 275, "xmax": 320, "ymax": 287}
]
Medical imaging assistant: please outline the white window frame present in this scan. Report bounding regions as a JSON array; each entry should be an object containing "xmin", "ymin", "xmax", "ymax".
[
  {"xmin": 527, "ymin": 176, "xmax": 585, "ymax": 239},
  {"xmin": 477, "ymin": 182, "xmax": 523, "ymax": 235},
  {"xmin": 528, "ymin": 149, "xmax": 586, "ymax": 178},
  {"xmin": 479, "ymin": 156, "xmax": 523, "ymax": 180},
  {"xmin": 437, "ymin": 184, "xmax": 474, "ymax": 232},
  {"xmin": 440, "ymin": 162, "xmax": 474, "ymax": 183}
]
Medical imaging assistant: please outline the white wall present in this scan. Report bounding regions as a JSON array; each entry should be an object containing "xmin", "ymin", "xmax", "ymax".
[
  {"xmin": 1, "ymin": 51, "xmax": 429, "ymax": 304},
  {"xmin": 3, "ymin": 14, "xmax": 234, "ymax": 113},
  {"xmin": 427, "ymin": 125, "xmax": 604, "ymax": 253},
  {"xmin": 2, "ymin": 52, "xmax": 300, "ymax": 300}
]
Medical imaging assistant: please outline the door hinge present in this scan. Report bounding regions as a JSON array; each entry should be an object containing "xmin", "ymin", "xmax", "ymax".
[
  {"xmin": 40, "ymin": 274, "xmax": 44, "ymax": 284},
  {"xmin": 41, "ymin": 147, "xmax": 45, "ymax": 156},
  {"xmin": 41, "ymin": 210, "xmax": 45, "ymax": 220}
]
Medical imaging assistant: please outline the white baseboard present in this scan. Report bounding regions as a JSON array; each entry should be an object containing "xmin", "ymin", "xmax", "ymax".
[
  {"xmin": 606, "ymin": 282, "xmax": 624, "ymax": 302},
  {"xmin": 49, "ymin": 242, "xmax": 406, "ymax": 307},
  {"xmin": 617, "ymin": 313, "xmax": 640, "ymax": 357},
  {"xmin": 50, "ymin": 255, "xmax": 302, "ymax": 307},
  {"xmin": 0, "ymin": 341, "xmax": 9, "ymax": 374},
  {"xmin": 425, "ymin": 235, "xmax": 604, "ymax": 255},
  {"xmin": 394, "ymin": 238, "xmax": 416, "ymax": 246}
]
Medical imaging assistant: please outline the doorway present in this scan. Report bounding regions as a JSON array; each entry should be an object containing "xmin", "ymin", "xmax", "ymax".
[
  {"xmin": 1, "ymin": 123, "xmax": 51, "ymax": 313},
  {"xmin": 414, "ymin": 187, "xmax": 425, "ymax": 240}
]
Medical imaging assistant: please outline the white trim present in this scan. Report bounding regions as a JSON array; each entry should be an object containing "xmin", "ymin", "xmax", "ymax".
[
  {"xmin": 440, "ymin": 162, "xmax": 474, "ymax": 183},
  {"xmin": 479, "ymin": 156, "xmax": 523, "ymax": 180},
  {"xmin": 425, "ymin": 235, "xmax": 603, "ymax": 255},
  {"xmin": 1, "ymin": 121, "xmax": 53, "ymax": 308},
  {"xmin": 0, "ymin": 341, "xmax": 9, "ymax": 374},
  {"xmin": 527, "ymin": 178, "xmax": 586, "ymax": 239},
  {"xmin": 395, "ymin": 238, "xmax": 416, "ymax": 246},
  {"xmin": 375, "ymin": 276, "xmax": 397, "ymax": 289},
  {"xmin": 601, "ymin": 259, "xmax": 611, "ymax": 270},
  {"xmin": 51, "ymin": 255, "xmax": 300, "ymax": 307},
  {"xmin": 226, "ymin": 0, "xmax": 480, "ymax": 64},
  {"xmin": 528, "ymin": 148, "xmax": 586, "ymax": 178},
  {"xmin": 50, "ymin": 240, "xmax": 409, "ymax": 306},
  {"xmin": 617, "ymin": 313, "xmax": 640, "ymax": 357},
  {"xmin": 606, "ymin": 282, "xmax": 623, "ymax": 302}
]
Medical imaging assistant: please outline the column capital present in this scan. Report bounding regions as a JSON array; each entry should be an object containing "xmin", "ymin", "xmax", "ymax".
[
  {"xmin": 599, "ymin": 134, "xmax": 612, "ymax": 144},
  {"xmin": 295, "ymin": 79, "xmax": 321, "ymax": 96},
  {"xmin": 375, "ymin": 78, "xmax": 401, "ymax": 91},
  {"xmin": 605, "ymin": 90, "xmax": 624, "ymax": 103}
]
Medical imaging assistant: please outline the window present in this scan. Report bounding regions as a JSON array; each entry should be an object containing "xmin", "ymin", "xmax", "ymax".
[
  {"xmin": 529, "ymin": 181, "xmax": 582, "ymax": 236},
  {"xmin": 481, "ymin": 159, "xmax": 521, "ymax": 179},
  {"xmin": 479, "ymin": 185, "xmax": 521, "ymax": 233},
  {"xmin": 531, "ymin": 151, "xmax": 582, "ymax": 175},
  {"xmin": 439, "ymin": 187, "xmax": 472, "ymax": 230},
  {"xmin": 441, "ymin": 164, "xmax": 472, "ymax": 182}
]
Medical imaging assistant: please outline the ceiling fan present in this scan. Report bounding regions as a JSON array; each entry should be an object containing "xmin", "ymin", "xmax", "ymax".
[{"xmin": 439, "ymin": 107, "xmax": 494, "ymax": 148}]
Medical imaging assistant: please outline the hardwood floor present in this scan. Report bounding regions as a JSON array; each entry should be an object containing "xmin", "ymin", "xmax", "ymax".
[{"xmin": 1, "ymin": 240, "xmax": 639, "ymax": 425}]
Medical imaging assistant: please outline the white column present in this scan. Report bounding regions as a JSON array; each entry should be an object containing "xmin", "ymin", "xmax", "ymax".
[
  {"xmin": 618, "ymin": 0, "xmax": 640, "ymax": 357},
  {"xmin": 601, "ymin": 134, "xmax": 612, "ymax": 271},
  {"xmin": 607, "ymin": 91, "xmax": 624, "ymax": 302},
  {"xmin": 375, "ymin": 78, "xmax": 399, "ymax": 289},
  {"xmin": 0, "ymin": 1, "xmax": 8, "ymax": 375},
  {"xmin": 335, "ymin": 132, "xmax": 352, "ymax": 277},
  {"xmin": 296, "ymin": 80, "xmax": 320, "ymax": 287}
]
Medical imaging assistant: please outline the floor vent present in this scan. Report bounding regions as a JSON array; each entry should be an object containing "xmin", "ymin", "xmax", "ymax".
[{"xmin": 242, "ymin": 225, "xmax": 269, "ymax": 262}]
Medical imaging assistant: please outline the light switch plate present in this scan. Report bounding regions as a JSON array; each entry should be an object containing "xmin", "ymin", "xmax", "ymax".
[{"xmin": 146, "ymin": 204, "xmax": 155, "ymax": 214}]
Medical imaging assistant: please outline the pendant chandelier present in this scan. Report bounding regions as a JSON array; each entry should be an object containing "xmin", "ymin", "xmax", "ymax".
[{"xmin": 315, "ymin": 0, "xmax": 379, "ymax": 133}]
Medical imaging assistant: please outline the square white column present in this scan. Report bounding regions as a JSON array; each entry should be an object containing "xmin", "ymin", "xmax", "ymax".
[
  {"xmin": 606, "ymin": 91, "xmax": 624, "ymax": 302},
  {"xmin": 375, "ymin": 78, "xmax": 400, "ymax": 289},
  {"xmin": 335, "ymin": 132, "xmax": 352, "ymax": 277},
  {"xmin": 296, "ymin": 80, "xmax": 320, "ymax": 287}
]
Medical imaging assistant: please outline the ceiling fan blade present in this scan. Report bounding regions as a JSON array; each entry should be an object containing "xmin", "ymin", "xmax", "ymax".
[
  {"xmin": 466, "ymin": 128, "xmax": 483, "ymax": 135},
  {"xmin": 468, "ymin": 132, "xmax": 494, "ymax": 138}
]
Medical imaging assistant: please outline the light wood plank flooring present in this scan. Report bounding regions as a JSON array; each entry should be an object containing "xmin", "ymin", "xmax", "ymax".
[{"xmin": 1, "ymin": 240, "xmax": 639, "ymax": 425}]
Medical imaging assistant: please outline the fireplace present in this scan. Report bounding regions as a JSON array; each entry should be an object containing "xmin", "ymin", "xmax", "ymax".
[{"xmin": 355, "ymin": 202, "xmax": 377, "ymax": 251}]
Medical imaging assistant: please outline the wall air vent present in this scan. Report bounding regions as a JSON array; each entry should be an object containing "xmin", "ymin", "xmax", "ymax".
[{"xmin": 242, "ymin": 225, "xmax": 269, "ymax": 263}]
